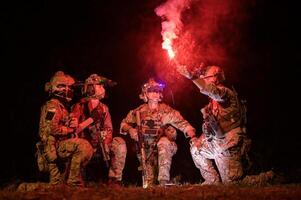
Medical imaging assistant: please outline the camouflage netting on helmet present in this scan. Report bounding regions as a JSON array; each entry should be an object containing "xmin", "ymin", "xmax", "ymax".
[
  {"xmin": 44, "ymin": 71, "xmax": 75, "ymax": 92},
  {"xmin": 85, "ymin": 74, "xmax": 106, "ymax": 85}
]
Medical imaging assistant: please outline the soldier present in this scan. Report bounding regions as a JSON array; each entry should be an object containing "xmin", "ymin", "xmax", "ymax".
[
  {"xmin": 37, "ymin": 71, "xmax": 93, "ymax": 187},
  {"xmin": 71, "ymin": 74, "xmax": 125, "ymax": 186},
  {"xmin": 177, "ymin": 64, "xmax": 251, "ymax": 185},
  {"xmin": 114, "ymin": 78, "xmax": 196, "ymax": 187}
]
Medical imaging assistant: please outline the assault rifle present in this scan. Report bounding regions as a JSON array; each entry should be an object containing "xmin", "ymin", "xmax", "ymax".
[
  {"xmin": 203, "ymin": 107, "xmax": 224, "ymax": 139},
  {"xmin": 99, "ymin": 130, "xmax": 110, "ymax": 168},
  {"xmin": 75, "ymin": 116, "xmax": 110, "ymax": 167},
  {"xmin": 74, "ymin": 117, "xmax": 94, "ymax": 137},
  {"xmin": 136, "ymin": 111, "xmax": 148, "ymax": 189}
]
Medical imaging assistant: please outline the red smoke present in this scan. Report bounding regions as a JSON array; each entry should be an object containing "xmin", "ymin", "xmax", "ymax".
[
  {"xmin": 174, "ymin": 0, "xmax": 252, "ymax": 68},
  {"xmin": 155, "ymin": 0, "xmax": 191, "ymax": 60},
  {"xmin": 137, "ymin": 0, "xmax": 253, "ymax": 93}
]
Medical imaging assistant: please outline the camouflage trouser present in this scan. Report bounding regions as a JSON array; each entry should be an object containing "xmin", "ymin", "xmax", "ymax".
[
  {"xmin": 56, "ymin": 138, "xmax": 93, "ymax": 186},
  {"xmin": 109, "ymin": 137, "xmax": 127, "ymax": 181},
  {"xmin": 140, "ymin": 136, "xmax": 177, "ymax": 186},
  {"xmin": 108, "ymin": 136, "xmax": 177, "ymax": 184},
  {"xmin": 43, "ymin": 136, "xmax": 61, "ymax": 185},
  {"xmin": 157, "ymin": 136, "xmax": 177, "ymax": 182},
  {"xmin": 190, "ymin": 127, "xmax": 249, "ymax": 184}
]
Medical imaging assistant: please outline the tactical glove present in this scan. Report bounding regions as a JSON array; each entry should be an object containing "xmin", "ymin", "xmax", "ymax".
[{"xmin": 128, "ymin": 127, "xmax": 139, "ymax": 142}]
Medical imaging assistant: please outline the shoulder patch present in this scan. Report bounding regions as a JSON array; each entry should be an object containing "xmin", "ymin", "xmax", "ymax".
[{"xmin": 45, "ymin": 108, "xmax": 56, "ymax": 120}]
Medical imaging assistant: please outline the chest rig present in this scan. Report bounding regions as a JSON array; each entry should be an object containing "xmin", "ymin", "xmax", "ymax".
[
  {"xmin": 139, "ymin": 108, "xmax": 164, "ymax": 150},
  {"xmin": 79, "ymin": 100, "xmax": 106, "ymax": 149}
]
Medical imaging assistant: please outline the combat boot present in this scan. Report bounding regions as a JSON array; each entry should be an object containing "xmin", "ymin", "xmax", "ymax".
[
  {"xmin": 108, "ymin": 178, "xmax": 122, "ymax": 188},
  {"xmin": 159, "ymin": 180, "xmax": 168, "ymax": 186},
  {"xmin": 241, "ymin": 170, "xmax": 275, "ymax": 186},
  {"xmin": 159, "ymin": 180, "xmax": 176, "ymax": 187}
]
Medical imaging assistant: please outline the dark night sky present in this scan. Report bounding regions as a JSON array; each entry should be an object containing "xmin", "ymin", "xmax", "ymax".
[{"xmin": 2, "ymin": 0, "xmax": 300, "ymax": 185}]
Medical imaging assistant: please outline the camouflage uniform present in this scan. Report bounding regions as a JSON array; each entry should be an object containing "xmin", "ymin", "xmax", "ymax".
[
  {"xmin": 72, "ymin": 98, "xmax": 125, "ymax": 183},
  {"xmin": 72, "ymin": 98, "xmax": 113, "ymax": 150},
  {"xmin": 117, "ymin": 102, "xmax": 195, "ymax": 185},
  {"xmin": 71, "ymin": 73, "xmax": 124, "ymax": 184},
  {"xmin": 187, "ymin": 66, "xmax": 250, "ymax": 184},
  {"xmin": 38, "ymin": 71, "xmax": 93, "ymax": 186}
]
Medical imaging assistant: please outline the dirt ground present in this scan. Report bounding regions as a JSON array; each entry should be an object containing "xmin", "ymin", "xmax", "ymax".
[{"xmin": 1, "ymin": 183, "xmax": 301, "ymax": 200}]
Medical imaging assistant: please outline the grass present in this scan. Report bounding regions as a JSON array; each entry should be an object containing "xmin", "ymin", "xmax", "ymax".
[{"xmin": 1, "ymin": 182, "xmax": 301, "ymax": 200}]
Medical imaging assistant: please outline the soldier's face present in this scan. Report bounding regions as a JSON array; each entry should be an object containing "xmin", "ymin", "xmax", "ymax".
[
  {"xmin": 53, "ymin": 84, "xmax": 73, "ymax": 101},
  {"xmin": 204, "ymin": 67, "xmax": 219, "ymax": 84},
  {"xmin": 146, "ymin": 91, "xmax": 161, "ymax": 102},
  {"xmin": 94, "ymin": 84, "xmax": 106, "ymax": 99}
]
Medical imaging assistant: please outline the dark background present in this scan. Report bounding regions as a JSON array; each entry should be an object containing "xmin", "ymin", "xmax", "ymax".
[{"xmin": 2, "ymin": 0, "xmax": 300, "ymax": 185}]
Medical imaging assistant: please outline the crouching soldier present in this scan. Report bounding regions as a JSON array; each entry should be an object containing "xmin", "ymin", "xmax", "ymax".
[
  {"xmin": 111, "ymin": 78, "xmax": 196, "ymax": 187},
  {"xmin": 177, "ymin": 64, "xmax": 253, "ymax": 185},
  {"xmin": 37, "ymin": 71, "xmax": 93, "ymax": 187},
  {"xmin": 71, "ymin": 74, "xmax": 125, "ymax": 186}
]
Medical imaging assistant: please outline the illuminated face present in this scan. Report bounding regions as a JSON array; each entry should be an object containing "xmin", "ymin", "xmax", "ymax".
[
  {"xmin": 94, "ymin": 84, "xmax": 106, "ymax": 99},
  {"xmin": 203, "ymin": 66, "xmax": 219, "ymax": 84},
  {"xmin": 146, "ymin": 90, "xmax": 161, "ymax": 102},
  {"xmin": 52, "ymin": 83, "xmax": 74, "ymax": 101}
]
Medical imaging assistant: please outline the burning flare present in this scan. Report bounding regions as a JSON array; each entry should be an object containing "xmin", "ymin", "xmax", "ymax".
[
  {"xmin": 155, "ymin": 0, "xmax": 191, "ymax": 60},
  {"xmin": 162, "ymin": 28, "xmax": 176, "ymax": 59}
]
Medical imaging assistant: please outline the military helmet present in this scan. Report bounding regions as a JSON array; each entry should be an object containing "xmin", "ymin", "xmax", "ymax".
[
  {"xmin": 139, "ymin": 78, "xmax": 165, "ymax": 102},
  {"xmin": 83, "ymin": 73, "xmax": 117, "ymax": 99},
  {"xmin": 84, "ymin": 73, "xmax": 117, "ymax": 87},
  {"xmin": 83, "ymin": 74, "xmax": 105, "ymax": 98},
  {"xmin": 85, "ymin": 74, "xmax": 107, "ymax": 85},
  {"xmin": 44, "ymin": 71, "xmax": 75, "ymax": 101}
]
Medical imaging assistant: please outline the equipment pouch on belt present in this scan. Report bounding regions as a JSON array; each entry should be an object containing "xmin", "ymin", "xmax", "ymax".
[{"xmin": 36, "ymin": 142, "xmax": 49, "ymax": 172}]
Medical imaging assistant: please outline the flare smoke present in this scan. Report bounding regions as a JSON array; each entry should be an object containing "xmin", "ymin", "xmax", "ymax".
[{"xmin": 155, "ymin": 0, "xmax": 192, "ymax": 60}]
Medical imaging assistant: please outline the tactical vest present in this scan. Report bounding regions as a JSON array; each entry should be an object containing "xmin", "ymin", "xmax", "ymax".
[
  {"xmin": 138, "ymin": 106, "xmax": 164, "ymax": 149},
  {"xmin": 204, "ymin": 87, "xmax": 247, "ymax": 134},
  {"xmin": 39, "ymin": 99, "xmax": 69, "ymax": 143},
  {"xmin": 77, "ymin": 99, "xmax": 106, "ymax": 149}
]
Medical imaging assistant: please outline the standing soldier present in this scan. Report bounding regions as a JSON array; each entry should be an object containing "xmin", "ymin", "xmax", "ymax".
[
  {"xmin": 37, "ymin": 71, "xmax": 93, "ymax": 187},
  {"xmin": 177, "ymin": 64, "xmax": 251, "ymax": 185},
  {"xmin": 114, "ymin": 78, "xmax": 196, "ymax": 187},
  {"xmin": 71, "ymin": 74, "xmax": 125, "ymax": 186}
]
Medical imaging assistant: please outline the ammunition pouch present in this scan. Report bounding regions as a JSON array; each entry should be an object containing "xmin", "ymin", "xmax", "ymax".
[
  {"xmin": 143, "ymin": 132, "xmax": 157, "ymax": 150},
  {"xmin": 44, "ymin": 136, "xmax": 58, "ymax": 162},
  {"xmin": 36, "ymin": 142, "xmax": 49, "ymax": 172}
]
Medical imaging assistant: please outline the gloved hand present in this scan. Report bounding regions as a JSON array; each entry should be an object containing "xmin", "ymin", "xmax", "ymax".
[
  {"xmin": 189, "ymin": 136, "xmax": 202, "ymax": 149},
  {"xmin": 101, "ymin": 130, "xmax": 113, "ymax": 145},
  {"xmin": 66, "ymin": 116, "xmax": 78, "ymax": 137},
  {"xmin": 128, "ymin": 127, "xmax": 139, "ymax": 142},
  {"xmin": 176, "ymin": 65, "xmax": 193, "ymax": 79},
  {"xmin": 69, "ymin": 117, "xmax": 78, "ymax": 129}
]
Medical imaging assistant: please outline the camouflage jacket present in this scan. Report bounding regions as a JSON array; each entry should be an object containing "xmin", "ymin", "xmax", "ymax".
[
  {"xmin": 120, "ymin": 103, "xmax": 195, "ymax": 138},
  {"xmin": 196, "ymin": 80, "xmax": 244, "ymax": 134},
  {"xmin": 71, "ymin": 98, "xmax": 113, "ymax": 147},
  {"xmin": 39, "ymin": 98, "xmax": 72, "ymax": 143}
]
